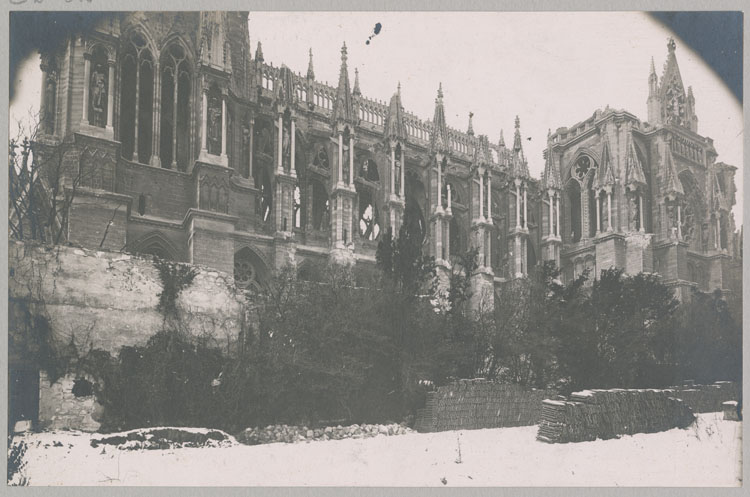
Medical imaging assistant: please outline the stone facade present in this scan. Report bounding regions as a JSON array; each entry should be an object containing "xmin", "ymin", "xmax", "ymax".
[{"xmin": 35, "ymin": 12, "xmax": 742, "ymax": 306}]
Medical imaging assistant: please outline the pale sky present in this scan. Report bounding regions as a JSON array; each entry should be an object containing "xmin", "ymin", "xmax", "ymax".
[{"xmin": 10, "ymin": 11, "xmax": 743, "ymax": 224}]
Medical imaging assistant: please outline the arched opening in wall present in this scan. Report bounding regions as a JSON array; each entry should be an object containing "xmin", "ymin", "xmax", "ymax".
[
  {"xmin": 565, "ymin": 179, "xmax": 582, "ymax": 243},
  {"xmin": 678, "ymin": 170, "xmax": 705, "ymax": 246},
  {"xmin": 360, "ymin": 158, "xmax": 379, "ymax": 182},
  {"xmin": 255, "ymin": 121, "xmax": 274, "ymax": 158},
  {"xmin": 293, "ymin": 184, "xmax": 303, "ymax": 229},
  {"xmin": 527, "ymin": 239, "xmax": 537, "ymax": 272},
  {"xmin": 137, "ymin": 52, "xmax": 154, "ymax": 164},
  {"xmin": 358, "ymin": 189, "xmax": 380, "ymax": 240},
  {"xmin": 207, "ymin": 84, "xmax": 223, "ymax": 156},
  {"xmin": 160, "ymin": 43, "xmax": 192, "ymax": 170},
  {"xmin": 491, "ymin": 218, "xmax": 506, "ymax": 274},
  {"xmin": 281, "ymin": 109, "xmax": 292, "ymax": 173},
  {"xmin": 450, "ymin": 216, "xmax": 461, "ymax": 257},
  {"xmin": 314, "ymin": 146, "xmax": 329, "ymax": 170},
  {"xmin": 341, "ymin": 126, "xmax": 351, "ymax": 184},
  {"xmin": 119, "ymin": 38, "xmax": 137, "ymax": 160},
  {"xmin": 587, "ymin": 176, "xmax": 597, "ymax": 237},
  {"xmin": 130, "ymin": 232, "xmax": 178, "ymax": 261},
  {"xmin": 294, "ymin": 130, "xmax": 306, "ymax": 178},
  {"xmin": 311, "ymin": 180, "xmax": 330, "ymax": 230},
  {"xmin": 720, "ymin": 213, "xmax": 729, "ymax": 250},
  {"xmin": 256, "ymin": 167, "xmax": 272, "ymax": 223},
  {"xmin": 404, "ymin": 198, "xmax": 425, "ymax": 245},
  {"xmin": 87, "ymin": 45, "xmax": 109, "ymax": 128},
  {"xmin": 234, "ymin": 247, "xmax": 268, "ymax": 291}
]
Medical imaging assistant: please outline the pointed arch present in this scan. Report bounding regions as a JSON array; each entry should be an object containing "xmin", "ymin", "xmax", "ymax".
[
  {"xmin": 129, "ymin": 231, "xmax": 181, "ymax": 261},
  {"xmin": 234, "ymin": 246, "xmax": 270, "ymax": 290}
]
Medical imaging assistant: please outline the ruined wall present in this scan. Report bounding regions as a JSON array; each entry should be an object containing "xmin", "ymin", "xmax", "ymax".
[
  {"xmin": 414, "ymin": 379, "xmax": 557, "ymax": 433},
  {"xmin": 9, "ymin": 241, "xmax": 246, "ymax": 353},
  {"xmin": 9, "ymin": 241, "xmax": 248, "ymax": 432}
]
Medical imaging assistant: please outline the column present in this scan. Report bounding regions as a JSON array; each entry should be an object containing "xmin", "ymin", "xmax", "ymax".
[
  {"xmin": 221, "ymin": 95, "xmax": 227, "ymax": 159},
  {"xmin": 479, "ymin": 173, "xmax": 484, "ymax": 220},
  {"xmin": 515, "ymin": 182, "xmax": 521, "ymax": 228},
  {"xmin": 607, "ymin": 191, "xmax": 612, "ymax": 231},
  {"xmin": 133, "ymin": 59, "xmax": 141, "ymax": 158},
  {"xmin": 348, "ymin": 133, "xmax": 354, "ymax": 187},
  {"xmin": 172, "ymin": 66, "xmax": 179, "ymax": 168},
  {"xmin": 150, "ymin": 62, "xmax": 162, "ymax": 167},
  {"xmin": 400, "ymin": 149, "xmax": 405, "ymax": 197},
  {"xmin": 548, "ymin": 192, "xmax": 554, "ymax": 237},
  {"xmin": 278, "ymin": 114, "xmax": 284, "ymax": 171},
  {"xmin": 555, "ymin": 195, "xmax": 560, "ymax": 237},
  {"xmin": 436, "ymin": 160, "xmax": 442, "ymax": 208},
  {"xmin": 81, "ymin": 54, "xmax": 91, "ymax": 125},
  {"xmin": 248, "ymin": 117, "xmax": 255, "ymax": 178},
  {"xmin": 106, "ymin": 60, "xmax": 115, "ymax": 131},
  {"xmin": 523, "ymin": 185, "xmax": 528, "ymax": 230},
  {"xmin": 338, "ymin": 132, "xmax": 344, "ymax": 185},
  {"xmin": 677, "ymin": 204, "xmax": 682, "ymax": 239},
  {"xmin": 201, "ymin": 88, "xmax": 208, "ymax": 152},
  {"xmin": 291, "ymin": 118, "xmax": 297, "ymax": 177},
  {"xmin": 486, "ymin": 173, "xmax": 492, "ymax": 223},
  {"xmin": 595, "ymin": 192, "xmax": 601, "ymax": 234},
  {"xmin": 716, "ymin": 215, "xmax": 721, "ymax": 249},
  {"xmin": 638, "ymin": 193, "xmax": 644, "ymax": 232}
]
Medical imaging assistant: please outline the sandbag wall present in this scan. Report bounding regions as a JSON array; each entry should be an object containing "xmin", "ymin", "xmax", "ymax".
[
  {"xmin": 671, "ymin": 381, "xmax": 740, "ymax": 413},
  {"xmin": 537, "ymin": 389, "xmax": 695, "ymax": 443},
  {"xmin": 415, "ymin": 379, "xmax": 556, "ymax": 433}
]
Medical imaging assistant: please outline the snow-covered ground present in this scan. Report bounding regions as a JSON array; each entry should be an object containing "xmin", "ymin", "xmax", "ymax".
[{"xmin": 12, "ymin": 413, "xmax": 741, "ymax": 486}]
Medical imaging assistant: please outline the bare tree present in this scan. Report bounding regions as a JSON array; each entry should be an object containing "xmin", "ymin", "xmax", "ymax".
[{"xmin": 9, "ymin": 113, "xmax": 89, "ymax": 245}]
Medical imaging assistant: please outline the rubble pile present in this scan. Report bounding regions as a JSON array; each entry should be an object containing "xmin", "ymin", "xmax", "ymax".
[
  {"xmin": 537, "ymin": 388, "xmax": 695, "ymax": 443},
  {"xmin": 236, "ymin": 422, "xmax": 411, "ymax": 446},
  {"xmin": 90, "ymin": 427, "xmax": 236, "ymax": 450}
]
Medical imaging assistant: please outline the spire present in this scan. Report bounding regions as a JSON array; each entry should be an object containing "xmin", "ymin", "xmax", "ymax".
[
  {"xmin": 474, "ymin": 135, "xmax": 490, "ymax": 165},
  {"xmin": 467, "ymin": 112, "xmax": 474, "ymax": 136},
  {"xmin": 353, "ymin": 68, "xmax": 361, "ymax": 95},
  {"xmin": 625, "ymin": 134, "xmax": 647, "ymax": 190},
  {"xmin": 306, "ymin": 48, "xmax": 314, "ymax": 79},
  {"xmin": 498, "ymin": 129, "xmax": 505, "ymax": 148},
  {"xmin": 650, "ymin": 56, "xmax": 657, "ymax": 77},
  {"xmin": 332, "ymin": 42, "xmax": 354, "ymax": 123},
  {"xmin": 663, "ymin": 142, "xmax": 684, "ymax": 198},
  {"xmin": 255, "ymin": 41, "xmax": 264, "ymax": 63},
  {"xmin": 431, "ymin": 83, "xmax": 449, "ymax": 153},
  {"xmin": 385, "ymin": 83, "xmax": 406, "ymax": 141},
  {"xmin": 542, "ymin": 146, "xmax": 562, "ymax": 191},
  {"xmin": 597, "ymin": 132, "xmax": 616, "ymax": 189},
  {"xmin": 512, "ymin": 115, "xmax": 523, "ymax": 152}
]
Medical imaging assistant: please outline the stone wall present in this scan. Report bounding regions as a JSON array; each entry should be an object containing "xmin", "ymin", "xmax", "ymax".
[
  {"xmin": 38, "ymin": 372, "xmax": 104, "ymax": 432},
  {"xmin": 9, "ymin": 241, "xmax": 248, "ymax": 431},
  {"xmin": 536, "ymin": 382, "xmax": 739, "ymax": 444},
  {"xmin": 414, "ymin": 379, "xmax": 557, "ymax": 433}
]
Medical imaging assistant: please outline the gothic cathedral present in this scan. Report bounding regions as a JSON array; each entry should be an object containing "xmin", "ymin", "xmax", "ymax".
[{"xmin": 34, "ymin": 12, "xmax": 742, "ymax": 307}]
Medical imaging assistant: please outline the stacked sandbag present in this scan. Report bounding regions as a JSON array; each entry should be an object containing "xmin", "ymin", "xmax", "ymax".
[
  {"xmin": 671, "ymin": 381, "xmax": 740, "ymax": 413},
  {"xmin": 416, "ymin": 379, "xmax": 556, "ymax": 433},
  {"xmin": 537, "ymin": 388, "xmax": 695, "ymax": 443}
]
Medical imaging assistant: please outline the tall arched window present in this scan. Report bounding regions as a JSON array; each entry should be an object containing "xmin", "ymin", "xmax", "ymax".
[
  {"xmin": 120, "ymin": 32, "xmax": 154, "ymax": 163},
  {"xmin": 256, "ymin": 168, "xmax": 272, "ymax": 223},
  {"xmin": 565, "ymin": 179, "xmax": 582, "ymax": 243},
  {"xmin": 159, "ymin": 42, "xmax": 192, "ymax": 170},
  {"xmin": 358, "ymin": 189, "xmax": 380, "ymax": 240},
  {"xmin": 311, "ymin": 180, "xmax": 330, "ymax": 231}
]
